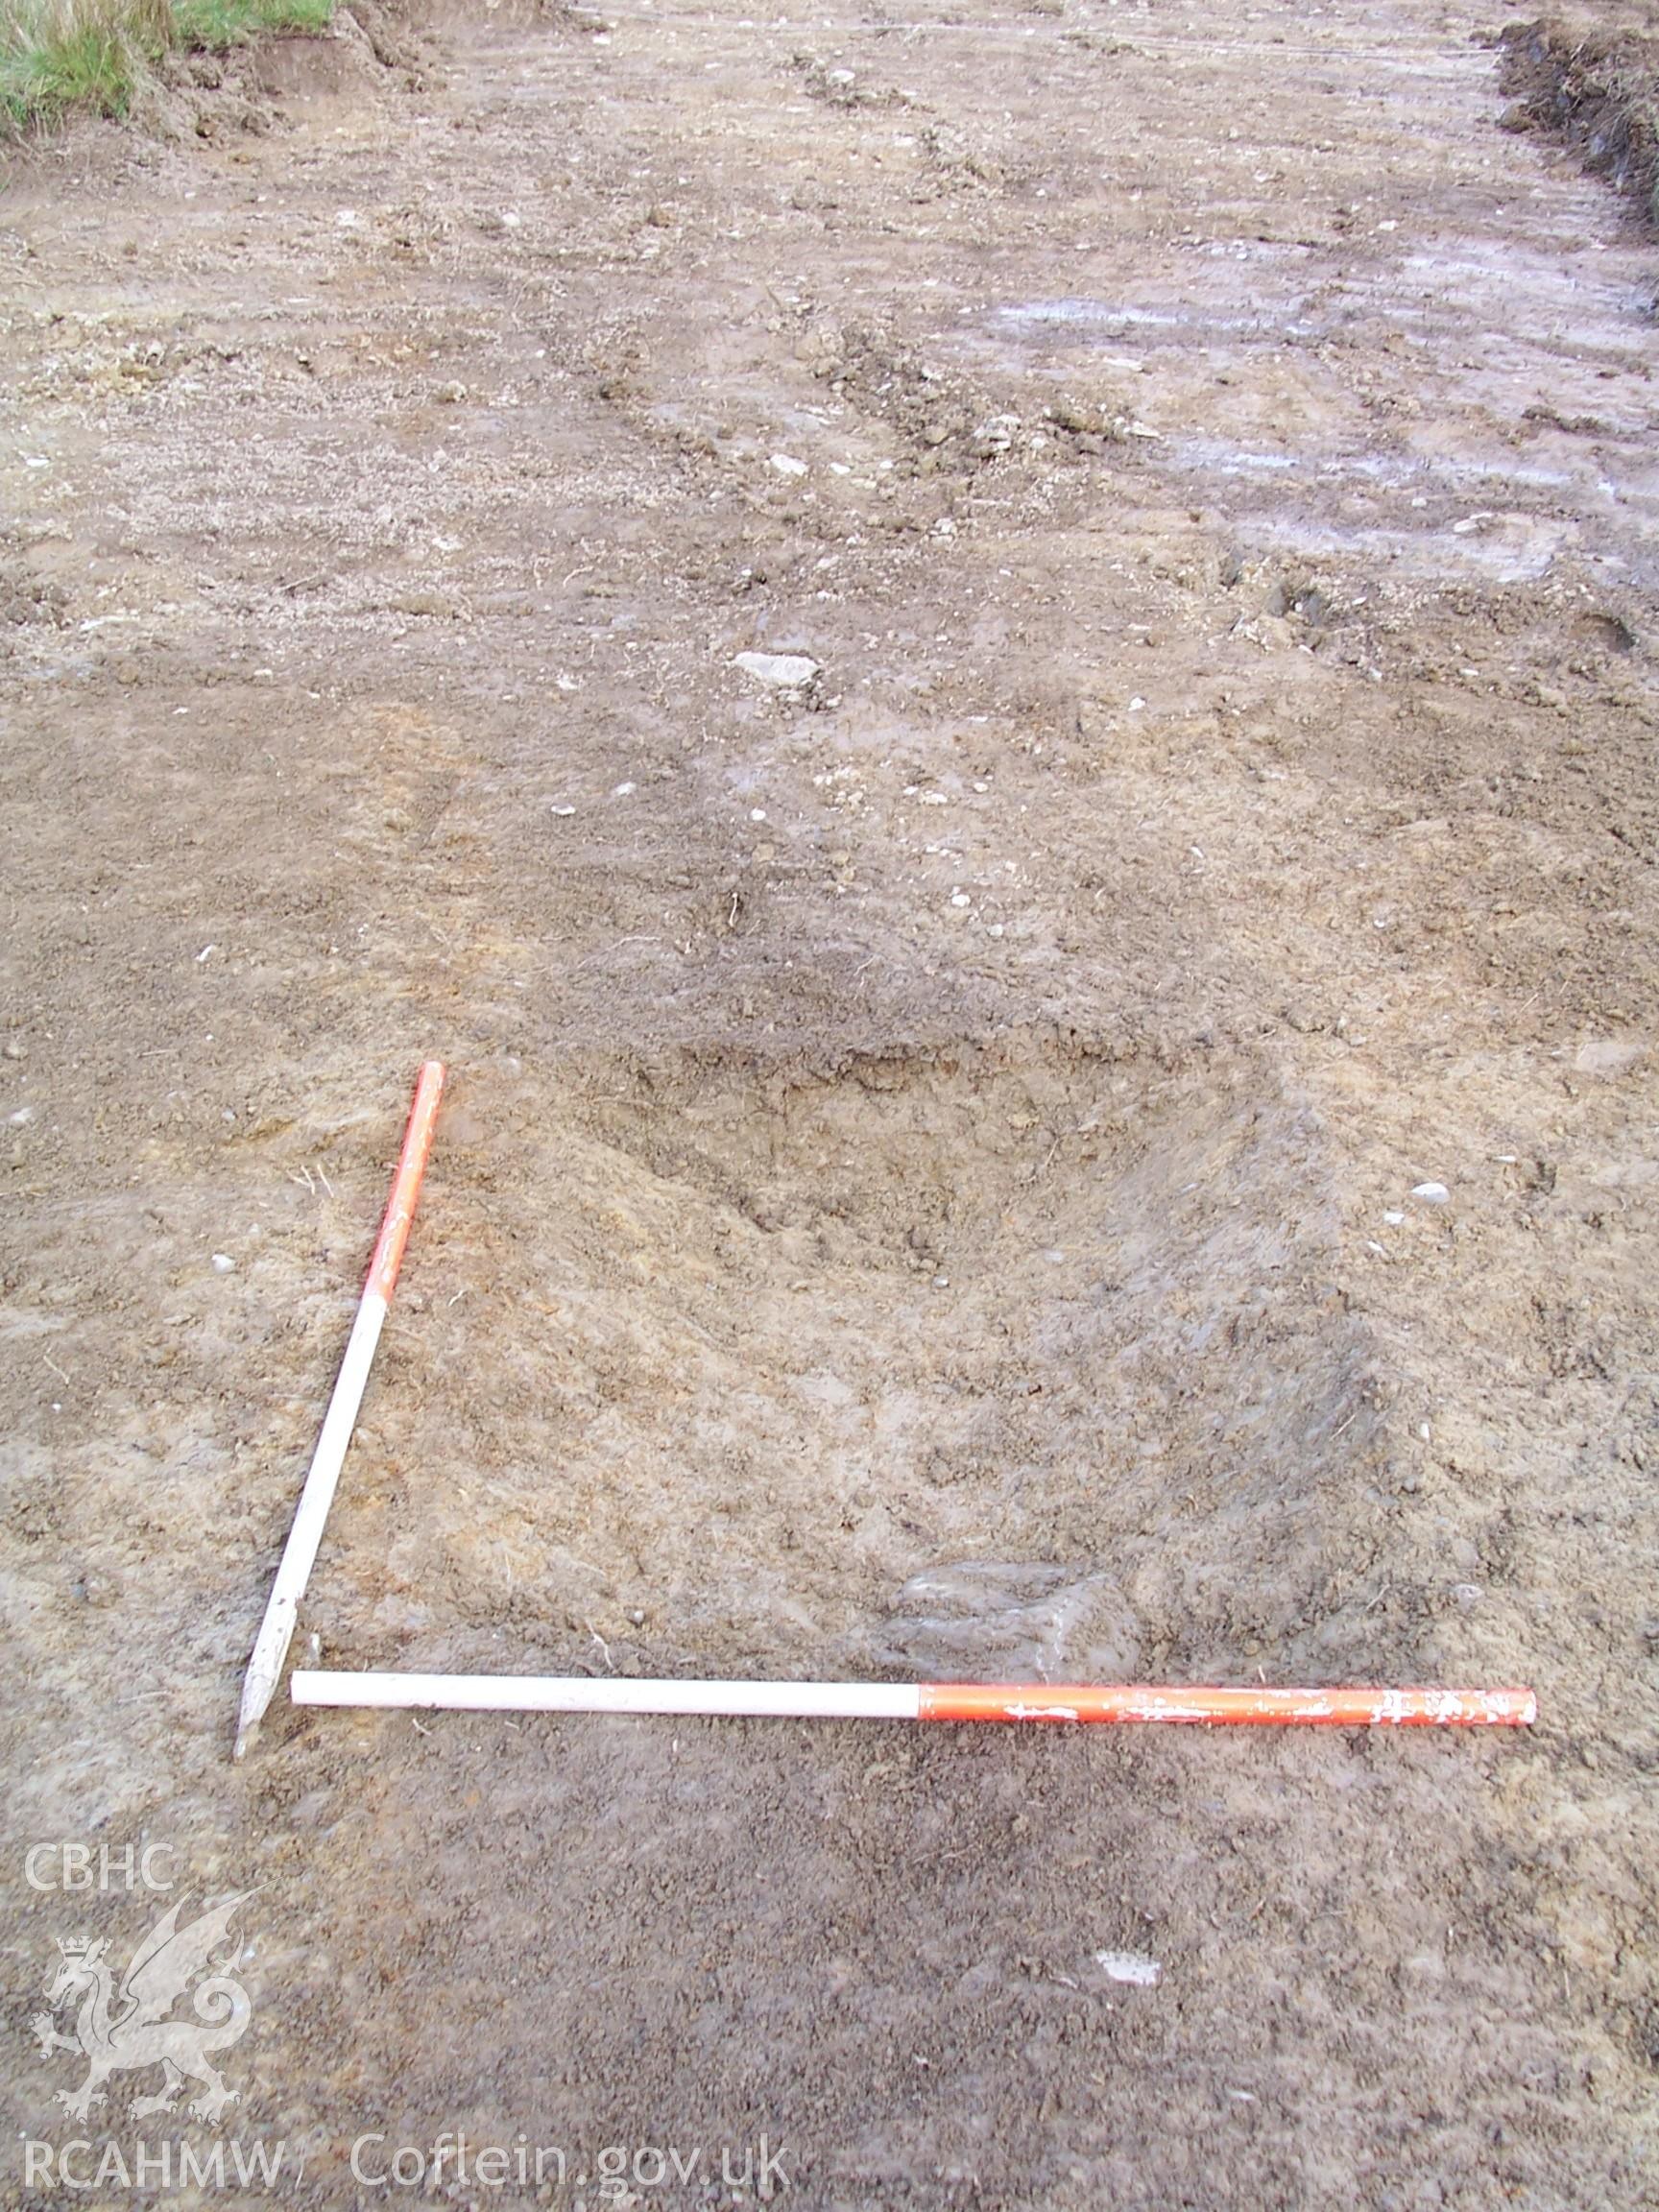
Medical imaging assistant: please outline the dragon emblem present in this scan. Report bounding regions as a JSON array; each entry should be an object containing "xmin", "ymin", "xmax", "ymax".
[{"xmin": 32, "ymin": 1893, "xmax": 253, "ymax": 2126}]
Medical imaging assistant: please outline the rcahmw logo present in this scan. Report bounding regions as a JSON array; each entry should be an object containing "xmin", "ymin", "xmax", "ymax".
[{"xmin": 21, "ymin": 1882, "xmax": 301, "ymax": 2193}]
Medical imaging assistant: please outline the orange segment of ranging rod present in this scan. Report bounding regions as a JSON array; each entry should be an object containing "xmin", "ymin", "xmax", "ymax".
[
  {"xmin": 366, "ymin": 1060, "xmax": 445, "ymax": 1302},
  {"xmin": 918, "ymin": 1684, "xmax": 1537, "ymax": 1726}
]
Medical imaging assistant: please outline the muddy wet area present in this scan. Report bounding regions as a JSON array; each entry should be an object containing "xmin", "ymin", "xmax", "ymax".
[{"xmin": 959, "ymin": 239, "xmax": 1659, "ymax": 586}]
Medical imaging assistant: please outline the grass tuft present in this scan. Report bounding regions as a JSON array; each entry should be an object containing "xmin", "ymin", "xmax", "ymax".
[
  {"xmin": 172, "ymin": 0, "xmax": 333, "ymax": 54},
  {"xmin": 1, "ymin": 0, "xmax": 333, "ymax": 132}
]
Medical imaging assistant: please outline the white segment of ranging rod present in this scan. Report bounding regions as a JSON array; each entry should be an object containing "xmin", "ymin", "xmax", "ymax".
[
  {"xmin": 235, "ymin": 1295, "xmax": 389, "ymax": 1758},
  {"xmin": 235, "ymin": 1062, "xmax": 445, "ymax": 1761},
  {"xmin": 292, "ymin": 1671, "xmax": 925, "ymax": 1719}
]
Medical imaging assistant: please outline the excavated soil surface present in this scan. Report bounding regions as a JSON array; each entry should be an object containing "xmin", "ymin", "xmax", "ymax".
[{"xmin": 2, "ymin": 0, "xmax": 1658, "ymax": 2202}]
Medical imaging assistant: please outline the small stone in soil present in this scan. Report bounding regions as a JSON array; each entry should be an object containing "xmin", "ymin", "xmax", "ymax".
[
  {"xmin": 734, "ymin": 652, "xmax": 820, "ymax": 687},
  {"xmin": 1096, "ymin": 1950, "xmax": 1162, "ymax": 1987}
]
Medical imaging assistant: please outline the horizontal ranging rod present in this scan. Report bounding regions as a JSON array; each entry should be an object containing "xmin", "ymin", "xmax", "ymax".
[{"xmin": 291, "ymin": 1672, "xmax": 1537, "ymax": 1727}]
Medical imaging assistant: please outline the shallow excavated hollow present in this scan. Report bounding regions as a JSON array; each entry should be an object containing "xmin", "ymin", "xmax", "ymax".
[{"xmin": 313, "ymin": 1035, "xmax": 1392, "ymax": 1687}]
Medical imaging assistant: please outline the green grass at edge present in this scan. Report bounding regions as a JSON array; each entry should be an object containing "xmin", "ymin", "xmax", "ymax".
[
  {"xmin": 1, "ymin": 22, "xmax": 145, "ymax": 126},
  {"xmin": 171, "ymin": 0, "xmax": 333, "ymax": 54},
  {"xmin": 1, "ymin": 0, "xmax": 333, "ymax": 132}
]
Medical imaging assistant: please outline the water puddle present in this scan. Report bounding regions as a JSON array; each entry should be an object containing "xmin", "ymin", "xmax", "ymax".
[
  {"xmin": 993, "ymin": 297, "xmax": 1316, "ymax": 344},
  {"xmin": 1227, "ymin": 509, "xmax": 1575, "ymax": 584}
]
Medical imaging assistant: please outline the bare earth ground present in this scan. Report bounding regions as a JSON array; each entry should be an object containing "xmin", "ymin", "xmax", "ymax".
[{"xmin": 2, "ymin": 0, "xmax": 1658, "ymax": 2202}]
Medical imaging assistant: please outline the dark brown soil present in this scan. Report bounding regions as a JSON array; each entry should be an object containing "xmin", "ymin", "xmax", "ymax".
[{"xmin": 1500, "ymin": 12, "xmax": 1659, "ymax": 230}]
